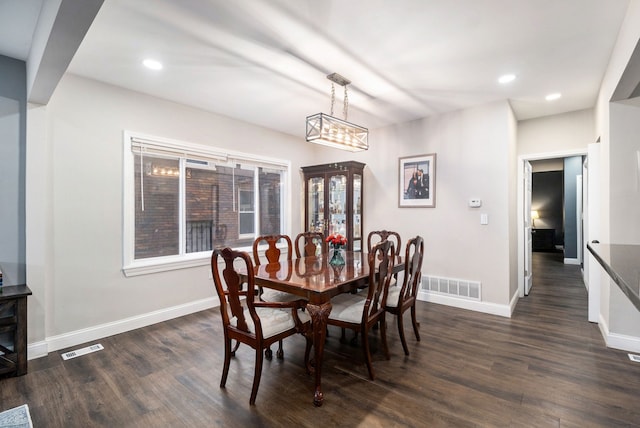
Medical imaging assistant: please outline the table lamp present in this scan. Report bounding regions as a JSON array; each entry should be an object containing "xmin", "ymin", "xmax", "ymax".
[{"xmin": 531, "ymin": 210, "xmax": 540, "ymax": 228}]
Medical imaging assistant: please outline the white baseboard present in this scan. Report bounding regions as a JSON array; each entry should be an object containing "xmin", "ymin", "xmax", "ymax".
[
  {"xmin": 508, "ymin": 291, "xmax": 519, "ymax": 316},
  {"xmin": 27, "ymin": 341, "xmax": 48, "ymax": 360},
  {"xmin": 598, "ymin": 314, "xmax": 640, "ymax": 353},
  {"xmin": 417, "ymin": 290, "xmax": 512, "ymax": 318},
  {"xmin": 29, "ymin": 296, "xmax": 219, "ymax": 359},
  {"xmin": 564, "ymin": 258, "xmax": 581, "ymax": 265}
]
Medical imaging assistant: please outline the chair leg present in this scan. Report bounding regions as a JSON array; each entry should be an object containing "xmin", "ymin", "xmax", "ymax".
[
  {"xmin": 362, "ymin": 330, "xmax": 375, "ymax": 381},
  {"xmin": 265, "ymin": 347, "xmax": 273, "ymax": 360},
  {"xmin": 350, "ymin": 331, "xmax": 359, "ymax": 346},
  {"xmin": 250, "ymin": 347, "xmax": 265, "ymax": 405},
  {"xmin": 410, "ymin": 305, "xmax": 421, "ymax": 341},
  {"xmin": 276, "ymin": 340, "xmax": 284, "ymax": 359},
  {"xmin": 397, "ymin": 313, "xmax": 410, "ymax": 356},
  {"xmin": 380, "ymin": 315, "xmax": 390, "ymax": 360},
  {"xmin": 221, "ymin": 337, "xmax": 232, "ymax": 388}
]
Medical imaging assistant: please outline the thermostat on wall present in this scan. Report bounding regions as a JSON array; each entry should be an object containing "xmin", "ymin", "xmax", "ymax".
[{"xmin": 469, "ymin": 198, "xmax": 482, "ymax": 208}]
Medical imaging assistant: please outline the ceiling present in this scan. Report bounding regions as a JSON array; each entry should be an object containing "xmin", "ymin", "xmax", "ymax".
[{"xmin": 0, "ymin": 0, "xmax": 632, "ymax": 138}]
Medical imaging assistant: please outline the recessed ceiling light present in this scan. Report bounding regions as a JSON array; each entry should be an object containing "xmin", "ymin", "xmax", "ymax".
[
  {"xmin": 545, "ymin": 93, "xmax": 561, "ymax": 101},
  {"xmin": 498, "ymin": 74, "xmax": 516, "ymax": 84},
  {"xmin": 143, "ymin": 59, "xmax": 163, "ymax": 70}
]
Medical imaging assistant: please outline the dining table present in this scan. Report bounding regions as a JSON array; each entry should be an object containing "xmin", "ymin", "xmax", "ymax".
[{"xmin": 250, "ymin": 250, "xmax": 403, "ymax": 406}]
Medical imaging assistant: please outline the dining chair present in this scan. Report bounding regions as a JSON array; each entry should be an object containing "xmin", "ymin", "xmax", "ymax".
[
  {"xmin": 253, "ymin": 234, "xmax": 293, "ymax": 266},
  {"xmin": 327, "ymin": 239, "xmax": 395, "ymax": 380},
  {"xmin": 384, "ymin": 235, "xmax": 424, "ymax": 356},
  {"xmin": 252, "ymin": 234, "xmax": 299, "ymax": 359},
  {"xmin": 367, "ymin": 230, "xmax": 402, "ymax": 286},
  {"xmin": 367, "ymin": 230, "xmax": 402, "ymax": 255},
  {"xmin": 211, "ymin": 247, "xmax": 312, "ymax": 405},
  {"xmin": 252, "ymin": 235, "xmax": 299, "ymax": 304},
  {"xmin": 294, "ymin": 231, "xmax": 326, "ymax": 258}
]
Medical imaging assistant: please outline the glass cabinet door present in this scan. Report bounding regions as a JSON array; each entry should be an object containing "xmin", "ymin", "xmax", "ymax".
[
  {"xmin": 307, "ymin": 176, "xmax": 324, "ymax": 233},
  {"xmin": 353, "ymin": 173, "xmax": 362, "ymax": 251},
  {"xmin": 329, "ymin": 174, "xmax": 347, "ymax": 236}
]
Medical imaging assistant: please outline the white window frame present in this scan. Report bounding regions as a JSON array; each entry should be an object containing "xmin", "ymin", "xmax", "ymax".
[
  {"xmin": 237, "ymin": 188, "xmax": 255, "ymax": 239},
  {"xmin": 122, "ymin": 131, "xmax": 290, "ymax": 277}
]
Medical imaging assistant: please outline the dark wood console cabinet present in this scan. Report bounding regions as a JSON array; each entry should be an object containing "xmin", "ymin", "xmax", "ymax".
[
  {"xmin": 532, "ymin": 228, "xmax": 556, "ymax": 251},
  {"xmin": 0, "ymin": 285, "xmax": 32, "ymax": 377}
]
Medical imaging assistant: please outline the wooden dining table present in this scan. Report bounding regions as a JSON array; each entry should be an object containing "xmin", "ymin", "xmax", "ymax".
[{"xmin": 250, "ymin": 250, "xmax": 403, "ymax": 406}]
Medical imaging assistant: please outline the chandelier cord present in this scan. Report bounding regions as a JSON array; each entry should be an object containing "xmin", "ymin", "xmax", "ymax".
[
  {"xmin": 329, "ymin": 82, "xmax": 350, "ymax": 121},
  {"xmin": 343, "ymin": 86, "xmax": 349, "ymax": 121},
  {"xmin": 330, "ymin": 83, "xmax": 335, "ymax": 116}
]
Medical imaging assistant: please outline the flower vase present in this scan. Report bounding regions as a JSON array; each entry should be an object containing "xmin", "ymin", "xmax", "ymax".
[{"xmin": 329, "ymin": 246, "xmax": 346, "ymax": 267}]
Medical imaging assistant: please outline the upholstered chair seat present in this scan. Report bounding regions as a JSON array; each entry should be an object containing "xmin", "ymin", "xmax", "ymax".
[{"xmin": 232, "ymin": 307, "xmax": 311, "ymax": 338}]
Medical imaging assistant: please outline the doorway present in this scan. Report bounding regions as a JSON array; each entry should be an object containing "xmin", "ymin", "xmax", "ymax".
[
  {"xmin": 530, "ymin": 162, "xmax": 564, "ymax": 254},
  {"xmin": 517, "ymin": 149, "xmax": 587, "ymax": 299}
]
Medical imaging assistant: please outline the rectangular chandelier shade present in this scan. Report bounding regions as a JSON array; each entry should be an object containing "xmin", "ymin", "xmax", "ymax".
[{"xmin": 306, "ymin": 113, "xmax": 369, "ymax": 152}]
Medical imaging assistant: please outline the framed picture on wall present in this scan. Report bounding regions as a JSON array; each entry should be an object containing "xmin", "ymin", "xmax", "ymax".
[{"xmin": 399, "ymin": 153, "xmax": 436, "ymax": 208}]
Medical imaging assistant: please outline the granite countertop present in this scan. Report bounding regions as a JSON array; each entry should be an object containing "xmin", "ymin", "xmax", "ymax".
[{"xmin": 587, "ymin": 243, "xmax": 640, "ymax": 311}]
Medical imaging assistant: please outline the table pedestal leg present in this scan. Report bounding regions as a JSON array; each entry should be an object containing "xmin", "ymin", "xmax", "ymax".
[{"xmin": 306, "ymin": 300, "xmax": 331, "ymax": 406}]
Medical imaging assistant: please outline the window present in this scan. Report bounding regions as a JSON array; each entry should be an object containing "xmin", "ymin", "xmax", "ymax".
[{"xmin": 123, "ymin": 132, "xmax": 289, "ymax": 276}]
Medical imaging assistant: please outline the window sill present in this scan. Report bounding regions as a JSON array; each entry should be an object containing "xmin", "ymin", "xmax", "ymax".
[
  {"xmin": 123, "ymin": 254, "xmax": 211, "ymax": 277},
  {"xmin": 122, "ymin": 244, "xmax": 256, "ymax": 277}
]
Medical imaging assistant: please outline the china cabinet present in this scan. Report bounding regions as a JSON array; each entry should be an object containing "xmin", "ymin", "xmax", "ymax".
[{"xmin": 301, "ymin": 161, "xmax": 365, "ymax": 251}]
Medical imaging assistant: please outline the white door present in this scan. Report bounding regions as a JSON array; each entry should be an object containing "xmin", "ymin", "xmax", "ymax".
[{"xmin": 524, "ymin": 160, "xmax": 533, "ymax": 295}]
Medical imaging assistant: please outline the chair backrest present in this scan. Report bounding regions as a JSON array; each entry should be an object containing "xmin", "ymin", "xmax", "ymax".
[
  {"xmin": 398, "ymin": 236, "xmax": 424, "ymax": 304},
  {"xmin": 363, "ymin": 239, "xmax": 396, "ymax": 322},
  {"xmin": 294, "ymin": 232, "xmax": 326, "ymax": 258},
  {"xmin": 211, "ymin": 247, "xmax": 260, "ymax": 335},
  {"xmin": 252, "ymin": 234, "xmax": 293, "ymax": 266},
  {"xmin": 367, "ymin": 230, "xmax": 402, "ymax": 255}
]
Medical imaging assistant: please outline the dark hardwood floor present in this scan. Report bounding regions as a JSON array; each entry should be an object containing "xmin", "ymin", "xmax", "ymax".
[{"xmin": 2, "ymin": 251, "xmax": 640, "ymax": 427}]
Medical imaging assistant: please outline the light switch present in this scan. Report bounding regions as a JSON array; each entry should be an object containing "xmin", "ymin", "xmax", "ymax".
[{"xmin": 480, "ymin": 213, "xmax": 489, "ymax": 225}]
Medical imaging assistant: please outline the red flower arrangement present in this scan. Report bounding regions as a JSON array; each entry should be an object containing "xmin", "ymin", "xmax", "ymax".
[{"xmin": 326, "ymin": 233, "xmax": 347, "ymax": 248}]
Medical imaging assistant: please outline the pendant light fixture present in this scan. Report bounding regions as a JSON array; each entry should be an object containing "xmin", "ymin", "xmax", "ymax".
[{"xmin": 306, "ymin": 73, "xmax": 369, "ymax": 152}]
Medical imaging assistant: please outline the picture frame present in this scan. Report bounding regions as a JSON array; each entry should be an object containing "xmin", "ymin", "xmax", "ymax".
[{"xmin": 399, "ymin": 153, "xmax": 436, "ymax": 208}]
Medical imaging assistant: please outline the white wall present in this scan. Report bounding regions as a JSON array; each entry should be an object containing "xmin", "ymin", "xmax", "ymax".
[
  {"xmin": 355, "ymin": 101, "xmax": 515, "ymax": 310},
  {"xmin": 27, "ymin": 74, "xmax": 316, "ymax": 354},
  {"xmin": 517, "ymin": 108, "xmax": 595, "ymax": 156},
  {"xmin": 531, "ymin": 159, "xmax": 564, "ymax": 172},
  {"xmin": 594, "ymin": 0, "xmax": 640, "ymax": 347},
  {"xmin": 25, "ymin": 103, "xmax": 50, "ymax": 348},
  {"xmin": 507, "ymin": 106, "xmax": 519, "ymax": 300},
  {"xmin": 607, "ymin": 97, "xmax": 640, "ymax": 339},
  {"xmin": 610, "ymin": 102, "xmax": 640, "ymax": 244}
]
